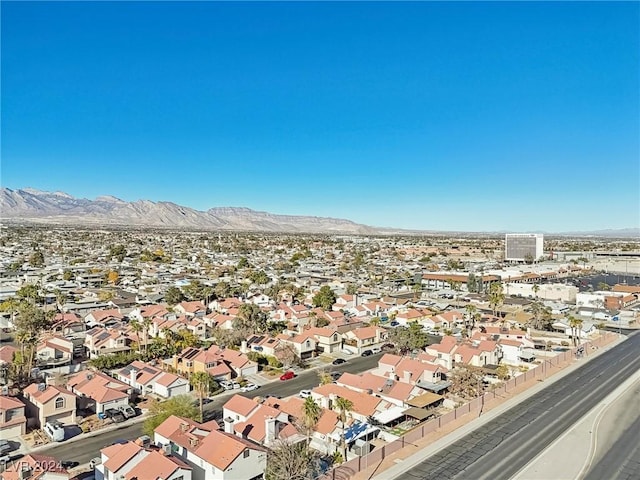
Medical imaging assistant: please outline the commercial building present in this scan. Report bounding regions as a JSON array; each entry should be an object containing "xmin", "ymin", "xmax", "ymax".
[{"xmin": 505, "ymin": 234, "xmax": 544, "ymax": 263}]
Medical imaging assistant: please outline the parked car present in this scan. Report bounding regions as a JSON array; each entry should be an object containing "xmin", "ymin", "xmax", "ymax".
[
  {"xmin": 241, "ymin": 383, "xmax": 259, "ymax": 392},
  {"xmin": 332, "ymin": 358, "xmax": 346, "ymax": 365},
  {"xmin": 0, "ymin": 440, "xmax": 11, "ymax": 455},
  {"xmin": 361, "ymin": 350, "xmax": 373, "ymax": 357},
  {"xmin": 60, "ymin": 460, "xmax": 79, "ymax": 469},
  {"xmin": 371, "ymin": 347, "xmax": 382, "ymax": 354},
  {"xmin": 118, "ymin": 405, "xmax": 136, "ymax": 419},
  {"xmin": 299, "ymin": 389, "xmax": 312, "ymax": 398},
  {"xmin": 104, "ymin": 409, "xmax": 126, "ymax": 423},
  {"xmin": 330, "ymin": 372, "xmax": 341, "ymax": 380},
  {"xmin": 219, "ymin": 380, "xmax": 233, "ymax": 390},
  {"xmin": 232, "ymin": 382, "xmax": 241, "ymax": 389},
  {"xmin": 390, "ymin": 321, "xmax": 399, "ymax": 327},
  {"xmin": 89, "ymin": 457, "xmax": 102, "ymax": 469},
  {"xmin": 280, "ymin": 371, "xmax": 295, "ymax": 381}
]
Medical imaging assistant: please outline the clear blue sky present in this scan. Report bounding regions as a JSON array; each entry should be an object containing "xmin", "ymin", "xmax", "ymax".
[{"xmin": 2, "ymin": 1, "xmax": 639, "ymax": 232}]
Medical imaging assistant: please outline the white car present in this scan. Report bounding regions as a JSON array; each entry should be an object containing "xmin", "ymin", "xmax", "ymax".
[
  {"xmin": 219, "ymin": 381, "xmax": 233, "ymax": 390},
  {"xmin": 299, "ymin": 389, "xmax": 312, "ymax": 399},
  {"xmin": 232, "ymin": 382, "xmax": 241, "ymax": 389},
  {"xmin": 241, "ymin": 383, "xmax": 259, "ymax": 392}
]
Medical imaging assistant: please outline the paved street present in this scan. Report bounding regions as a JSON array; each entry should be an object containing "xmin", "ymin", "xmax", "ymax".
[
  {"xmin": 585, "ymin": 415, "xmax": 640, "ymax": 480},
  {"xmin": 392, "ymin": 332, "xmax": 640, "ymax": 480},
  {"xmin": 38, "ymin": 353, "xmax": 383, "ymax": 464}
]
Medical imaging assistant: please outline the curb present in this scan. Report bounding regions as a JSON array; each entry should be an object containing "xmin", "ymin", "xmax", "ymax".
[
  {"xmin": 15, "ymin": 415, "xmax": 149, "ymax": 457},
  {"xmin": 374, "ymin": 332, "xmax": 626, "ymax": 480}
]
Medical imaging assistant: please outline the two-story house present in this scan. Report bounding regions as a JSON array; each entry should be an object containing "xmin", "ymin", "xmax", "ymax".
[
  {"xmin": 23, "ymin": 384, "xmax": 77, "ymax": 428},
  {"xmin": 154, "ymin": 415, "xmax": 267, "ymax": 480},
  {"xmin": 0, "ymin": 395, "xmax": 26, "ymax": 439}
]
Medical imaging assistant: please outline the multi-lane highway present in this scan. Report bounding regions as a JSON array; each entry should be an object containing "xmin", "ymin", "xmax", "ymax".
[
  {"xmin": 39, "ymin": 352, "xmax": 383, "ymax": 464},
  {"xmin": 391, "ymin": 332, "xmax": 640, "ymax": 480}
]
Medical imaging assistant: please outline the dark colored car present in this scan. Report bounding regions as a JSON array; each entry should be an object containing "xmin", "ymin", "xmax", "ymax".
[
  {"xmin": 280, "ymin": 371, "xmax": 295, "ymax": 381},
  {"xmin": 361, "ymin": 350, "xmax": 373, "ymax": 357},
  {"xmin": 332, "ymin": 358, "xmax": 346, "ymax": 365},
  {"xmin": 104, "ymin": 409, "xmax": 126, "ymax": 423},
  {"xmin": 60, "ymin": 461, "xmax": 79, "ymax": 469}
]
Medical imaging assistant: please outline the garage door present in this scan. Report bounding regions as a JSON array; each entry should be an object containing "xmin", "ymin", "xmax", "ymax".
[{"xmin": 1, "ymin": 423, "xmax": 24, "ymax": 440}]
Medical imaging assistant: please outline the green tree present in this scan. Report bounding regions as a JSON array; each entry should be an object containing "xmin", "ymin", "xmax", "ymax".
[
  {"xmin": 129, "ymin": 319, "xmax": 143, "ymax": 354},
  {"xmin": 143, "ymin": 395, "xmax": 199, "ymax": 436},
  {"xmin": 109, "ymin": 244, "xmax": 127, "ymax": 262},
  {"xmin": 532, "ymin": 283, "xmax": 540, "ymax": 299},
  {"xmin": 214, "ymin": 281, "xmax": 231, "ymax": 299},
  {"xmin": 312, "ymin": 286, "xmax": 336, "ymax": 310},
  {"xmin": 237, "ymin": 257, "xmax": 249, "ymax": 269},
  {"xmin": 388, "ymin": 323, "xmax": 428, "ymax": 354},
  {"xmin": 14, "ymin": 303, "xmax": 50, "ymax": 379},
  {"xmin": 335, "ymin": 397, "xmax": 354, "ymax": 462},
  {"xmin": 346, "ymin": 284, "xmax": 358, "ymax": 295},
  {"xmin": 165, "ymin": 286, "xmax": 186, "ymax": 306},
  {"xmin": 62, "ymin": 270, "xmax": 74, "ymax": 281},
  {"xmin": 190, "ymin": 371, "xmax": 214, "ymax": 421},
  {"xmin": 488, "ymin": 282, "xmax": 505, "ymax": 318},
  {"xmin": 249, "ymin": 270, "xmax": 270, "ymax": 286},
  {"xmin": 29, "ymin": 250, "xmax": 45, "ymax": 267},
  {"xmin": 301, "ymin": 396, "xmax": 321, "ymax": 447},
  {"xmin": 237, "ymin": 303, "xmax": 268, "ymax": 333},
  {"xmin": 16, "ymin": 285, "xmax": 41, "ymax": 304}
]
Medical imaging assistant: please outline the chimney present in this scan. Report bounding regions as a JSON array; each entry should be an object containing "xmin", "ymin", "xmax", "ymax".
[
  {"xmin": 162, "ymin": 443, "xmax": 172, "ymax": 455},
  {"xmin": 180, "ymin": 422, "xmax": 189, "ymax": 432},
  {"xmin": 403, "ymin": 370, "xmax": 412, "ymax": 383},
  {"xmin": 328, "ymin": 393, "xmax": 337, "ymax": 411},
  {"xmin": 241, "ymin": 340, "xmax": 248, "ymax": 353},
  {"xmin": 265, "ymin": 416, "xmax": 277, "ymax": 447},
  {"xmin": 223, "ymin": 416, "xmax": 234, "ymax": 434},
  {"xmin": 130, "ymin": 368, "xmax": 137, "ymax": 386},
  {"xmin": 354, "ymin": 294, "xmax": 358, "ymax": 307}
]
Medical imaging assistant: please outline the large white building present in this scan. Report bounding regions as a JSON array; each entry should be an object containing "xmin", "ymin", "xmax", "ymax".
[{"xmin": 505, "ymin": 234, "xmax": 544, "ymax": 263}]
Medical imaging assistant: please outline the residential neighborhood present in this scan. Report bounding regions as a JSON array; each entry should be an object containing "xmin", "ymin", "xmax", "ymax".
[{"xmin": 0, "ymin": 226, "xmax": 638, "ymax": 479}]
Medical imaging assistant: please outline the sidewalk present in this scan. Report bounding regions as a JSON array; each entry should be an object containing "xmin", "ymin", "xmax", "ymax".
[{"xmin": 351, "ymin": 332, "xmax": 625, "ymax": 480}]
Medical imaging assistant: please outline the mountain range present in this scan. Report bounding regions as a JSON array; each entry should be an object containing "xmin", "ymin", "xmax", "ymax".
[
  {"xmin": 1, "ymin": 188, "xmax": 637, "ymax": 237},
  {"xmin": 0, "ymin": 188, "xmax": 375, "ymax": 234}
]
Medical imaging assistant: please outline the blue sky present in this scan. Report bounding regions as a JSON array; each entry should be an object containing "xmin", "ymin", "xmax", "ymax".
[{"xmin": 2, "ymin": 1, "xmax": 638, "ymax": 232}]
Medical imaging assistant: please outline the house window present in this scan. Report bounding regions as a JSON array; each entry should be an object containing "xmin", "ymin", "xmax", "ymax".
[
  {"xmin": 243, "ymin": 449, "xmax": 250, "ymax": 458},
  {"xmin": 55, "ymin": 397, "xmax": 65, "ymax": 409}
]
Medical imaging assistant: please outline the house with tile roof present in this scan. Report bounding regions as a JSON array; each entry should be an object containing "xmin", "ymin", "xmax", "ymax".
[
  {"xmin": 0, "ymin": 395, "xmax": 26, "ymax": 439},
  {"xmin": 66, "ymin": 370, "xmax": 131, "ymax": 414},
  {"xmin": 96, "ymin": 440, "xmax": 192, "ymax": 480},
  {"xmin": 115, "ymin": 361, "xmax": 189, "ymax": 399},
  {"xmin": 23, "ymin": 383, "xmax": 77, "ymax": 428},
  {"xmin": 0, "ymin": 453, "xmax": 70, "ymax": 480},
  {"xmin": 170, "ymin": 345, "xmax": 258, "ymax": 380},
  {"xmin": 222, "ymin": 396, "xmax": 300, "ymax": 448},
  {"xmin": 174, "ymin": 300, "xmax": 207, "ymax": 317},
  {"xmin": 154, "ymin": 415, "xmax": 266, "ymax": 480},
  {"xmin": 84, "ymin": 326, "xmax": 131, "ymax": 358},
  {"xmin": 342, "ymin": 326, "xmax": 387, "ymax": 354}
]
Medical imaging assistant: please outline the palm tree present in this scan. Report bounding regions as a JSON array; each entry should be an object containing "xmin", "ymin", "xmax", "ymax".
[
  {"xmin": 190, "ymin": 371, "xmax": 212, "ymax": 421},
  {"xmin": 335, "ymin": 397, "xmax": 353, "ymax": 462},
  {"xmin": 489, "ymin": 282, "xmax": 505, "ymax": 318},
  {"xmin": 129, "ymin": 319, "xmax": 143, "ymax": 354},
  {"xmin": 464, "ymin": 305, "xmax": 477, "ymax": 336},
  {"xmin": 568, "ymin": 315, "xmax": 581, "ymax": 346},
  {"xmin": 369, "ymin": 317, "xmax": 381, "ymax": 327},
  {"xmin": 532, "ymin": 283, "xmax": 540, "ymax": 299},
  {"xmin": 142, "ymin": 317, "xmax": 152, "ymax": 354},
  {"xmin": 302, "ymin": 396, "xmax": 321, "ymax": 447}
]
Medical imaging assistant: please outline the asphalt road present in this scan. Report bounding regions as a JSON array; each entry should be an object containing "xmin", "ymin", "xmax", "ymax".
[
  {"xmin": 38, "ymin": 353, "xmax": 383, "ymax": 464},
  {"xmin": 395, "ymin": 332, "xmax": 640, "ymax": 480},
  {"xmin": 585, "ymin": 414, "xmax": 640, "ymax": 480}
]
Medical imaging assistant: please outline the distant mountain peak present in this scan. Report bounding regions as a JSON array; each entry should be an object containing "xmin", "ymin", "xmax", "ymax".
[{"xmin": 0, "ymin": 187, "xmax": 375, "ymax": 234}]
